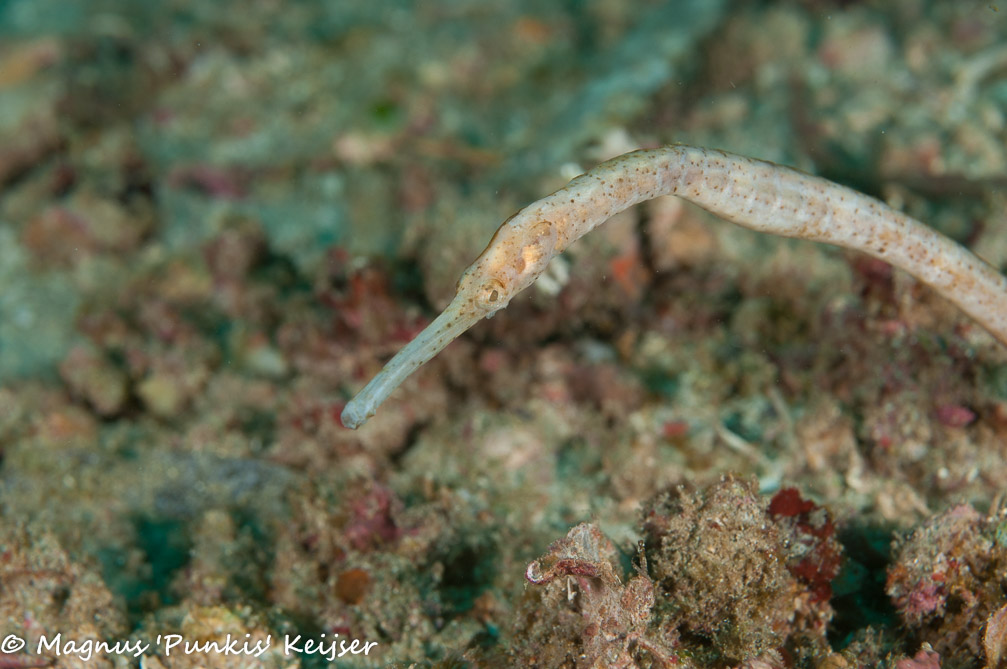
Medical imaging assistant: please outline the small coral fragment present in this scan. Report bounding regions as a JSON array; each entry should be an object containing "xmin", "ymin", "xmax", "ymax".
[
  {"xmin": 643, "ymin": 477, "xmax": 840, "ymax": 663},
  {"xmin": 59, "ymin": 345, "xmax": 128, "ymax": 416},
  {"xmin": 510, "ymin": 523, "xmax": 673, "ymax": 668},
  {"xmin": 643, "ymin": 477, "xmax": 795, "ymax": 659},
  {"xmin": 986, "ymin": 604, "xmax": 1007, "ymax": 669}
]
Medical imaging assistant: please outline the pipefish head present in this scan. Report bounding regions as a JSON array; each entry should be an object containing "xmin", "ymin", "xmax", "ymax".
[
  {"xmin": 339, "ymin": 216, "xmax": 558, "ymax": 429},
  {"xmin": 455, "ymin": 217, "xmax": 559, "ymax": 319}
]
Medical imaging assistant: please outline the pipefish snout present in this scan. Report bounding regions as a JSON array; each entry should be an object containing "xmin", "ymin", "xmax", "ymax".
[{"xmin": 340, "ymin": 145, "xmax": 1007, "ymax": 430}]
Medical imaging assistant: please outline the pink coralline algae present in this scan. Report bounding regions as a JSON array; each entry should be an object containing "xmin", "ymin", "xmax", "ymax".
[
  {"xmin": 894, "ymin": 647, "xmax": 942, "ymax": 669},
  {"xmin": 985, "ymin": 604, "xmax": 1007, "ymax": 669},
  {"xmin": 886, "ymin": 503, "xmax": 1007, "ymax": 663},
  {"xmin": 934, "ymin": 403, "xmax": 977, "ymax": 428},
  {"xmin": 342, "ymin": 483, "xmax": 402, "ymax": 552}
]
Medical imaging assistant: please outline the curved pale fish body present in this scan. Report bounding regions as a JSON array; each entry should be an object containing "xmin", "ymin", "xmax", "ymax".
[{"xmin": 341, "ymin": 146, "xmax": 1007, "ymax": 429}]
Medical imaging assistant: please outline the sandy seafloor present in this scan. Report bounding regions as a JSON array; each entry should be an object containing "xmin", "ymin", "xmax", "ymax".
[{"xmin": 1, "ymin": 0, "xmax": 1007, "ymax": 667}]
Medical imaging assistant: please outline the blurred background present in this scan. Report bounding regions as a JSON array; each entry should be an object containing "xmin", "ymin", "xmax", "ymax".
[{"xmin": 1, "ymin": 1, "xmax": 1006, "ymax": 666}]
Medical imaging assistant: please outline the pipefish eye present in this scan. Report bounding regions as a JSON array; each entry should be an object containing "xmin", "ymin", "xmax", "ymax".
[{"xmin": 481, "ymin": 279, "xmax": 506, "ymax": 304}]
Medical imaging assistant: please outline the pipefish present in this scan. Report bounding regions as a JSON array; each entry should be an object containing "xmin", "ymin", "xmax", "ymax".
[{"xmin": 341, "ymin": 145, "xmax": 1007, "ymax": 429}]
